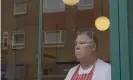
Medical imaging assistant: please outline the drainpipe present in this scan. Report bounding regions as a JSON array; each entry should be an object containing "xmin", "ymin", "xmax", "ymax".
[{"xmin": 37, "ymin": 0, "xmax": 43, "ymax": 80}]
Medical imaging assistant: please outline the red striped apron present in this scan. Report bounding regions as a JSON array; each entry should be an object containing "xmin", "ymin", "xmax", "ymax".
[{"xmin": 71, "ymin": 62, "xmax": 96, "ymax": 80}]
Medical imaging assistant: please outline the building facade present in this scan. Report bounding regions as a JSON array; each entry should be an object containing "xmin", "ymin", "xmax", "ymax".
[{"xmin": 1, "ymin": 0, "xmax": 111, "ymax": 80}]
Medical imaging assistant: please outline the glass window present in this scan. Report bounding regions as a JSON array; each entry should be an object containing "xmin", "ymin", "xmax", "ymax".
[
  {"xmin": 77, "ymin": 0, "xmax": 93, "ymax": 10},
  {"xmin": 12, "ymin": 31, "xmax": 25, "ymax": 49},
  {"xmin": 43, "ymin": 30, "xmax": 65, "ymax": 47},
  {"xmin": 43, "ymin": 0, "xmax": 65, "ymax": 13},
  {"xmin": 2, "ymin": 32, "xmax": 8, "ymax": 50},
  {"xmin": 14, "ymin": 0, "xmax": 27, "ymax": 15}
]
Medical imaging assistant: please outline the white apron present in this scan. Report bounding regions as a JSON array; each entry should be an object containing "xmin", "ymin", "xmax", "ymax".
[{"xmin": 65, "ymin": 59, "xmax": 111, "ymax": 80}]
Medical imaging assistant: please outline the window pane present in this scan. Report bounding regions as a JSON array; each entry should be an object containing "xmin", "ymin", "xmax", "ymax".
[
  {"xmin": 46, "ymin": 32, "xmax": 60, "ymax": 43},
  {"xmin": 14, "ymin": 0, "xmax": 27, "ymax": 15},
  {"xmin": 14, "ymin": 34, "xmax": 24, "ymax": 44},
  {"xmin": 2, "ymin": 0, "xmax": 113, "ymax": 80},
  {"xmin": 78, "ymin": 0, "xmax": 93, "ymax": 9},
  {"xmin": 43, "ymin": 0, "xmax": 65, "ymax": 13},
  {"xmin": 79, "ymin": 0, "xmax": 93, "ymax": 5},
  {"xmin": 4, "ymin": 38, "xmax": 8, "ymax": 47}
]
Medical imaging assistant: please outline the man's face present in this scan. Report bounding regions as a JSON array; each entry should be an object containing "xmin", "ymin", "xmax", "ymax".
[{"xmin": 75, "ymin": 34, "xmax": 95, "ymax": 61}]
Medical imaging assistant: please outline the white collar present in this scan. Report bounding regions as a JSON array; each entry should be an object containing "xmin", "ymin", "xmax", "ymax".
[{"xmin": 78, "ymin": 59, "xmax": 100, "ymax": 74}]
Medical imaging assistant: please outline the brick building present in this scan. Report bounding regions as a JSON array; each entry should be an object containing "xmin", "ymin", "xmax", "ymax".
[{"xmin": 1, "ymin": 0, "xmax": 110, "ymax": 80}]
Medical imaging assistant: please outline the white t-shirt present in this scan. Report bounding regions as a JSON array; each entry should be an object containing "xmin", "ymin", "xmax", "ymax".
[{"xmin": 65, "ymin": 59, "xmax": 111, "ymax": 80}]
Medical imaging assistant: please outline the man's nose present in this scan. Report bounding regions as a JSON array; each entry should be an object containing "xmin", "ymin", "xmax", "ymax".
[{"xmin": 75, "ymin": 44, "xmax": 80, "ymax": 49}]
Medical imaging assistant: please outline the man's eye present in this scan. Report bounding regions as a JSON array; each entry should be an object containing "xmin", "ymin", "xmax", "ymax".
[
  {"xmin": 80, "ymin": 42, "xmax": 86, "ymax": 44},
  {"xmin": 74, "ymin": 42, "xmax": 77, "ymax": 45}
]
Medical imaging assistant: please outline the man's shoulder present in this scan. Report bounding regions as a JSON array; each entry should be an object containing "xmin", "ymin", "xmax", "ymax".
[
  {"xmin": 98, "ymin": 59, "xmax": 111, "ymax": 67},
  {"xmin": 96, "ymin": 59, "xmax": 111, "ymax": 72},
  {"xmin": 69, "ymin": 64, "xmax": 79, "ymax": 72},
  {"xmin": 94, "ymin": 59, "xmax": 111, "ymax": 80},
  {"xmin": 65, "ymin": 64, "xmax": 79, "ymax": 80}
]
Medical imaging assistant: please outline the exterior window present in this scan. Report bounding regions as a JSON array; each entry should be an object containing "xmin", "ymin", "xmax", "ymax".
[
  {"xmin": 12, "ymin": 31, "xmax": 25, "ymax": 49},
  {"xmin": 43, "ymin": 30, "xmax": 65, "ymax": 47},
  {"xmin": 43, "ymin": 0, "xmax": 65, "ymax": 13},
  {"xmin": 77, "ymin": 0, "xmax": 93, "ymax": 10},
  {"xmin": 2, "ymin": 32, "xmax": 8, "ymax": 50},
  {"xmin": 14, "ymin": 0, "xmax": 27, "ymax": 15}
]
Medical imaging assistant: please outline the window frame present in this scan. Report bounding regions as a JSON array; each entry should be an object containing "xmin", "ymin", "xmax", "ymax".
[
  {"xmin": 12, "ymin": 30, "xmax": 25, "ymax": 49},
  {"xmin": 2, "ymin": 32, "xmax": 9, "ymax": 50},
  {"xmin": 77, "ymin": 0, "xmax": 94, "ymax": 10},
  {"xmin": 43, "ymin": 30, "xmax": 65, "ymax": 47},
  {"xmin": 43, "ymin": 0, "xmax": 65, "ymax": 13},
  {"xmin": 13, "ymin": 0, "xmax": 27, "ymax": 15}
]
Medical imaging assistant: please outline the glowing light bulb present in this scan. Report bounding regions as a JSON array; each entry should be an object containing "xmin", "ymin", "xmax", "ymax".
[
  {"xmin": 62, "ymin": 0, "xmax": 79, "ymax": 6},
  {"xmin": 95, "ymin": 16, "xmax": 110, "ymax": 31}
]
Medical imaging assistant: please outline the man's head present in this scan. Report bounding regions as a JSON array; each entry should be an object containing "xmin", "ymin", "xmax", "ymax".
[{"xmin": 74, "ymin": 31, "xmax": 97, "ymax": 61}]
